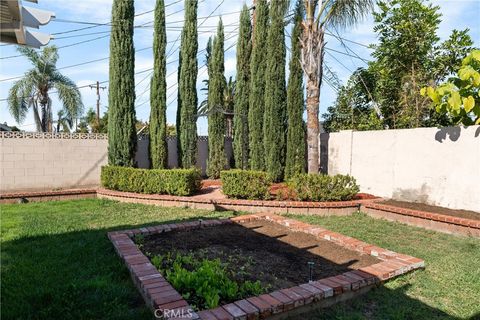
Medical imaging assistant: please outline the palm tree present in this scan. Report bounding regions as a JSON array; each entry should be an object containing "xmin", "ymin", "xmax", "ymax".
[
  {"xmin": 55, "ymin": 110, "xmax": 72, "ymax": 133},
  {"xmin": 7, "ymin": 45, "xmax": 83, "ymax": 132},
  {"xmin": 300, "ymin": 0, "xmax": 373, "ymax": 173}
]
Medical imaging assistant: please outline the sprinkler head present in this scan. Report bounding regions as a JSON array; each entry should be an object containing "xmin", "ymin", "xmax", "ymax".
[{"xmin": 308, "ymin": 261, "xmax": 315, "ymax": 283}]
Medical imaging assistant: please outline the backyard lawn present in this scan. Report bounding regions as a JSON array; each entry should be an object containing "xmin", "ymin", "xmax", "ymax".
[{"xmin": 1, "ymin": 199, "xmax": 479, "ymax": 320}]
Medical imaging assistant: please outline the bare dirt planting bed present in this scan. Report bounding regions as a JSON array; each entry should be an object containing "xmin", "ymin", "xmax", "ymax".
[
  {"xmin": 140, "ymin": 220, "xmax": 380, "ymax": 291},
  {"xmin": 382, "ymin": 199, "xmax": 480, "ymax": 221}
]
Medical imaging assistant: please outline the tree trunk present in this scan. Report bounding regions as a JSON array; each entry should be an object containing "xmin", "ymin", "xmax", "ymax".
[
  {"xmin": 306, "ymin": 81, "xmax": 319, "ymax": 173},
  {"xmin": 300, "ymin": 1, "xmax": 324, "ymax": 174},
  {"xmin": 40, "ymin": 103, "xmax": 47, "ymax": 132}
]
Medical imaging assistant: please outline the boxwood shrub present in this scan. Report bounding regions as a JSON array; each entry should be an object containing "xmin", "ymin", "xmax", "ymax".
[
  {"xmin": 288, "ymin": 174, "xmax": 359, "ymax": 201},
  {"xmin": 101, "ymin": 166, "xmax": 201, "ymax": 196},
  {"xmin": 220, "ymin": 170, "xmax": 271, "ymax": 200}
]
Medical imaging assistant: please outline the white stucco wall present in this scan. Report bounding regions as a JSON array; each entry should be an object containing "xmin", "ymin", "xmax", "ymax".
[{"xmin": 323, "ymin": 125, "xmax": 480, "ymax": 212}]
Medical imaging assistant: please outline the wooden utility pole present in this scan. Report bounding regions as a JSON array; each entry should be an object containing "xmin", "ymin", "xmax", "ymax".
[{"xmin": 89, "ymin": 81, "xmax": 106, "ymax": 124}]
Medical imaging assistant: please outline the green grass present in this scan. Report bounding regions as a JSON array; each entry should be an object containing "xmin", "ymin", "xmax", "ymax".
[
  {"xmin": 0, "ymin": 199, "xmax": 232, "ymax": 320},
  {"xmin": 288, "ymin": 213, "xmax": 480, "ymax": 320},
  {"xmin": 1, "ymin": 200, "xmax": 479, "ymax": 319}
]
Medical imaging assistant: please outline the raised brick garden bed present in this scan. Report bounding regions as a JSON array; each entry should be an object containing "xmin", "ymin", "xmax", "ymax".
[
  {"xmin": 108, "ymin": 213, "xmax": 424, "ymax": 319},
  {"xmin": 0, "ymin": 188, "xmax": 97, "ymax": 204},
  {"xmin": 97, "ymin": 188, "xmax": 370, "ymax": 216},
  {"xmin": 363, "ymin": 202, "xmax": 480, "ymax": 237},
  {"xmin": 4, "ymin": 186, "xmax": 477, "ymax": 237}
]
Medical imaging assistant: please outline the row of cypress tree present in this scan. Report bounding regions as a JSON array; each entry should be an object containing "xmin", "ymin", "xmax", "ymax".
[
  {"xmin": 108, "ymin": 0, "xmax": 306, "ymax": 182},
  {"xmin": 237, "ymin": 0, "xmax": 306, "ymax": 181}
]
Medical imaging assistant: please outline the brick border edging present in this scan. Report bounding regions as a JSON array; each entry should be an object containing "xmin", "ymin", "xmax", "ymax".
[
  {"xmin": 108, "ymin": 213, "xmax": 424, "ymax": 319},
  {"xmin": 97, "ymin": 188, "xmax": 368, "ymax": 209},
  {"xmin": 364, "ymin": 203, "xmax": 480, "ymax": 230},
  {"xmin": 0, "ymin": 188, "xmax": 98, "ymax": 203},
  {"xmin": 5, "ymin": 187, "xmax": 477, "ymax": 237}
]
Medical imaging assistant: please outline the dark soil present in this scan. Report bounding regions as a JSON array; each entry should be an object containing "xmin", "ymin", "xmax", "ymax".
[
  {"xmin": 382, "ymin": 199, "xmax": 480, "ymax": 221},
  {"xmin": 141, "ymin": 220, "xmax": 379, "ymax": 291}
]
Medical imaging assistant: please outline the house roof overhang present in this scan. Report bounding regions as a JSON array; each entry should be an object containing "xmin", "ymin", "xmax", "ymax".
[{"xmin": 0, "ymin": 0, "xmax": 55, "ymax": 48}]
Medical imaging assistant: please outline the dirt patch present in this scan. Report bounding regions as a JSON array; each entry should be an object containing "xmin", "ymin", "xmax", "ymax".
[
  {"xmin": 140, "ymin": 220, "xmax": 379, "ymax": 291},
  {"xmin": 382, "ymin": 199, "xmax": 480, "ymax": 221}
]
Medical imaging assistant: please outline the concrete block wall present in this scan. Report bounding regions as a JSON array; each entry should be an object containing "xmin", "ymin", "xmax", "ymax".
[
  {"xmin": 321, "ymin": 125, "xmax": 480, "ymax": 212},
  {"xmin": 1, "ymin": 133, "xmax": 108, "ymax": 192},
  {"xmin": 1, "ymin": 133, "xmax": 234, "ymax": 193}
]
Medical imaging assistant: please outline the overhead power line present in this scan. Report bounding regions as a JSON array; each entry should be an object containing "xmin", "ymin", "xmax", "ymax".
[{"xmin": 0, "ymin": 67, "xmax": 154, "ymax": 102}]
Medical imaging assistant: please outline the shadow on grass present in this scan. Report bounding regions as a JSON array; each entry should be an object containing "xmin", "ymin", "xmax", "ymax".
[
  {"xmin": 298, "ymin": 283, "xmax": 461, "ymax": 320},
  {"xmin": 0, "ymin": 214, "xmax": 463, "ymax": 320}
]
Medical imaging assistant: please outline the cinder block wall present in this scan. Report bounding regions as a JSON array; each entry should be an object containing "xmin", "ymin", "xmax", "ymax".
[
  {"xmin": 1, "ymin": 133, "xmax": 108, "ymax": 192},
  {"xmin": 321, "ymin": 125, "xmax": 480, "ymax": 212},
  {"xmin": 0, "ymin": 133, "xmax": 234, "ymax": 193}
]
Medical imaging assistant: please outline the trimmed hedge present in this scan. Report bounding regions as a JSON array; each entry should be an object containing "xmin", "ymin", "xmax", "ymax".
[
  {"xmin": 101, "ymin": 166, "xmax": 201, "ymax": 196},
  {"xmin": 220, "ymin": 170, "xmax": 271, "ymax": 200},
  {"xmin": 289, "ymin": 174, "xmax": 359, "ymax": 201}
]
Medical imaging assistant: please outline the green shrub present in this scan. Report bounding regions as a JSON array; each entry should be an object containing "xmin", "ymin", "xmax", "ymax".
[
  {"xmin": 100, "ymin": 166, "xmax": 201, "ymax": 196},
  {"xmin": 289, "ymin": 174, "xmax": 359, "ymax": 201},
  {"xmin": 220, "ymin": 170, "xmax": 271, "ymax": 200},
  {"xmin": 151, "ymin": 253, "xmax": 264, "ymax": 310}
]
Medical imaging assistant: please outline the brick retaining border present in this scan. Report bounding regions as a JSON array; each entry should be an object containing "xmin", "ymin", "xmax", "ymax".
[
  {"xmin": 363, "ymin": 203, "xmax": 480, "ymax": 237},
  {"xmin": 108, "ymin": 213, "xmax": 424, "ymax": 319},
  {"xmin": 97, "ymin": 188, "xmax": 368, "ymax": 216},
  {"xmin": 3, "ymin": 187, "xmax": 478, "ymax": 237},
  {"xmin": 0, "ymin": 188, "xmax": 97, "ymax": 204}
]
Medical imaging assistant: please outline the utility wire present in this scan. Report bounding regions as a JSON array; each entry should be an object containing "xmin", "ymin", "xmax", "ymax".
[
  {"xmin": 1, "ymin": 21, "xmax": 240, "ymax": 83},
  {"xmin": 0, "ymin": 68, "xmax": 153, "ymax": 102}
]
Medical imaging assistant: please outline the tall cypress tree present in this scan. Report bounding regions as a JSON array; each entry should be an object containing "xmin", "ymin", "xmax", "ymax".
[
  {"xmin": 178, "ymin": 0, "xmax": 198, "ymax": 168},
  {"xmin": 107, "ymin": 0, "xmax": 136, "ymax": 166},
  {"xmin": 207, "ymin": 20, "xmax": 226, "ymax": 178},
  {"xmin": 264, "ymin": 0, "xmax": 287, "ymax": 182},
  {"xmin": 233, "ymin": 5, "xmax": 252, "ymax": 170},
  {"xmin": 175, "ymin": 49, "xmax": 182, "ymax": 166},
  {"xmin": 149, "ymin": 0, "xmax": 167, "ymax": 169},
  {"xmin": 285, "ymin": 0, "xmax": 306, "ymax": 179},
  {"xmin": 248, "ymin": 0, "xmax": 269, "ymax": 171}
]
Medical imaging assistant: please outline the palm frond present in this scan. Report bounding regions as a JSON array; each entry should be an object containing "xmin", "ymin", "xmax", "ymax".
[
  {"xmin": 319, "ymin": 0, "xmax": 374, "ymax": 29},
  {"xmin": 51, "ymin": 72, "xmax": 84, "ymax": 121},
  {"xmin": 7, "ymin": 73, "xmax": 36, "ymax": 123},
  {"xmin": 16, "ymin": 46, "xmax": 42, "ymax": 69}
]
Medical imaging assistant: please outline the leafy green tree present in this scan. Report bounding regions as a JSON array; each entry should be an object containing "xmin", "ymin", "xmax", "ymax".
[
  {"xmin": 107, "ymin": 0, "xmax": 137, "ymax": 166},
  {"xmin": 7, "ymin": 45, "xmax": 83, "ymax": 132},
  {"xmin": 207, "ymin": 20, "xmax": 226, "ymax": 178},
  {"xmin": 432, "ymin": 29, "xmax": 474, "ymax": 80},
  {"xmin": 149, "ymin": 0, "xmax": 168, "ymax": 169},
  {"xmin": 167, "ymin": 124, "xmax": 176, "ymax": 136},
  {"xmin": 233, "ymin": 5, "xmax": 252, "ymax": 170},
  {"xmin": 323, "ymin": 68, "xmax": 383, "ymax": 132},
  {"xmin": 371, "ymin": 0, "xmax": 440, "ymax": 128},
  {"xmin": 370, "ymin": 0, "xmax": 473, "ymax": 129},
  {"xmin": 248, "ymin": 0, "xmax": 269, "ymax": 171},
  {"xmin": 285, "ymin": 0, "xmax": 306, "ymax": 179},
  {"xmin": 422, "ymin": 50, "xmax": 480, "ymax": 125},
  {"xmin": 301, "ymin": 0, "xmax": 373, "ymax": 173},
  {"xmin": 264, "ymin": 0, "xmax": 288, "ymax": 182},
  {"xmin": 178, "ymin": 0, "xmax": 198, "ymax": 168},
  {"xmin": 75, "ymin": 108, "xmax": 108, "ymax": 133}
]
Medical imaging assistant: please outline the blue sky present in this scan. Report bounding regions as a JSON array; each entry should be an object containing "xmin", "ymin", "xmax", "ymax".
[{"xmin": 0, "ymin": 0, "xmax": 479, "ymax": 134}]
